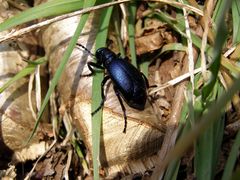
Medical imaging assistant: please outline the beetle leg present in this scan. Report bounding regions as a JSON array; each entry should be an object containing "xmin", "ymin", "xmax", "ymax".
[
  {"xmin": 83, "ymin": 62, "xmax": 105, "ymax": 77},
  {"xmin": 141, "ymin": 73, "xmax": 157, "ymax": 91},
  {"xmin": 91, "ymin": 76, "xmax": 111, "ymax": 116},
  {"xmin": 113, "ymin": 86, "xmax": 127, "ymax": 133},
  {"xmin": 141, "ymin": 73, "xmax": 150, "ymax": 88}
]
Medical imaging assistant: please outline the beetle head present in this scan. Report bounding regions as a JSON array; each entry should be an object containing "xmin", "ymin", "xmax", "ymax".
[{"xmin": 95, "ymin": 47, "xmax": 106, "ymax": 65}]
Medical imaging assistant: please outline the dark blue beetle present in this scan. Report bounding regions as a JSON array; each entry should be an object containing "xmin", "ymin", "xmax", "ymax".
[{"xmin": 78, "ymin": 44, "xmax": 149, "ymax": 133}]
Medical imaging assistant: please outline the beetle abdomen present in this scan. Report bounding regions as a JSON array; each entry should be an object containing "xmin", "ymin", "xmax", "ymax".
[{"xmin": 108, "ymin": 59, "xmax": 147, "ymax": 110}]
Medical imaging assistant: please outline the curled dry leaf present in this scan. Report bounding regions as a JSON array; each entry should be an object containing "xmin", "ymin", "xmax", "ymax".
[
  {"xmin": 135, "ymin": 18, "xmax": 176, "ymax": 55},
  {"xmin": 41, "ymin": 12, "xmax": 165, "ymax": 176},
  {"xmin": 135, "ymin": 31, "xmax": 164, "ymax": 55},
  {"xmin": 0, "ymin": 1, "xmax": 47, "ymax": 164}
]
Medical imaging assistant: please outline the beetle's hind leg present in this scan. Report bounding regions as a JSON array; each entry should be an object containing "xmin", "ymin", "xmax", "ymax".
[
  {"xmin": 141, "ymin": 73, "xmax": 157, "ymax": 89},
  {"xmin": 113, "ymin": 86, "xmax": 127, "ymax": 133},
  {"xmin": 141, "ymin": 73, "xmax": 150, "ymax": 88},
  {"xmin": 91, "ymin": 76, "xmax": 111, "ymax": 116}
]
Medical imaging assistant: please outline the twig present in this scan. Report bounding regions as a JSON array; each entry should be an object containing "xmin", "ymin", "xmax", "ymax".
[
  {"xmin": 63, "ymin": 149, "xmax": 73, "ymax": 180},
  {"xmin": 149, "ymin": 64, "xmax": 210, "ymax": 95},
  {"xmin": 24, "ymin": 140, "xmax": 57, "ymax": 180}
]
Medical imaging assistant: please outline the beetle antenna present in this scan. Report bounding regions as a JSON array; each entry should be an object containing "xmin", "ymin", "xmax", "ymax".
[{"xmin": 76, "ymin": 43, "xmax": 95, "ymax": 58}]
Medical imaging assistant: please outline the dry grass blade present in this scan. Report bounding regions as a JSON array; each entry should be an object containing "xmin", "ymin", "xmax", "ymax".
[
  {"xmin": 151, "ymin": 46, "xmax": 199, "ymax": 179},
  {"xmin": 0, "ymin": 0, "xmax": 130, "ymax": 43},
  {"xmin": 200, "ymin": 0, "xmax": 214, "ymax": 80},
  {"xmin": 179, "ymin": 0, "xmax": 195, "ymax": 104},
  {"xmin": 149, "ymin": 64, "xmax": 210, "ymax": 95}
]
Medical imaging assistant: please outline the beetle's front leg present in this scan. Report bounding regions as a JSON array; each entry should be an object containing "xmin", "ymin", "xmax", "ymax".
[
  {"xmin": 113, "ymin": 86, "xmax": 127, "ymax": 133},
  {"xmin": 91, "ymin": 76, "xmax": 111, "ymax": 115},
  {"xmin": 82, "ymin": 62, "xmax": 104, "ymax": 77}
]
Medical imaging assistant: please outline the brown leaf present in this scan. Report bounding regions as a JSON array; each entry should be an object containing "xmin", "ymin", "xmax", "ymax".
[{"xmin": 135, "ymin": 32, "xmax": 164, "ymax": 55}]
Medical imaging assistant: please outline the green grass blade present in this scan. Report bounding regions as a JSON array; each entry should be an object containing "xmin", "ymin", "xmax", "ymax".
[
  {"xmin": 202, "ymin": 0, "xmax": 230, "ymax": 100},
  {"xmin": 0, "ymin": 0, "xmax": 83, "ymax": 32},
  {"xmin": 127, "ymin": 1, "xmax": 137, "ymax": 67},
  {"xmin": 72, "ymin": 139, "xmax": 89, "ymax": 173},
  {"xmin": 0, "ymin": 57, "xmax": 46, "ymax": 93},
  {"xmin": 195, "ymin": 123, "xmax": 214, "ymax": 180},
  {"xmin": 232, "ymin": 0, "xmax": 240, "ymax": 44},
  {"xmin": 221, "ymin": 59, "xmax": 240, "ymax": 75},
  {"xmin": 231, "ymin": 168, "xmax": 240, "ymax": 180},
  {"xmin": 27, "ymin": 1, "xmax": 95, "ymax": 144},
  {"xmin": 164, "ymin": 159, "xmax": 180, "ymax": 180},
  {"xmin": 211, "ymin": 104, "xmax": 225, "ymax": 172},
  {"xmin": 222, "ymin": 129, "xmax": 240, "ymax": 180},
  {"xmin": 195, "ymin": 83, "xmax": 225, "ymax": 180},
  {"xmin": 164, "ymin": 104, "xmax": 189, "ymax": 180},
  {"xmin": 160, "ymin": 43, "xmax": 187, "ymax": 55},
  {"xmin": 194, "ymin": 1, "xmax": 231, "ymax": 179},
  {"xmin": 92, "ymin": 1, "xmax": 113, "ymax": 179},
  {"xmin": 139, "ymin": 59, "xmax": 150, "ymax": 77}
]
